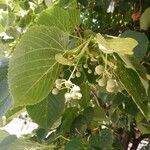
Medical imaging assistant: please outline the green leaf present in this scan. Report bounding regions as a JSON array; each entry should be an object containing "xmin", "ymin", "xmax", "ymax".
[
  {"xmin": 118, "ymin": 55, "xmax": 149, "ymax": 94},
  {"xmin": 8, "ymin": 26, "xmax": 69, "ymax": 106},
  {"xmin": 140, "ymin": 7, "xmax": 150, "ymax": 30},
  {"xmin": 109, "ymin": 92, "xmax": 124, "ymax": 113},
  {"xmin": 136, "ymin": 113, "xmax": 150, "ymax": 134},
  {"xmin": 89, "ymin": 129, "xmax": 113, "ymax": 149},
  {"xmin": 137, "ymin": 121, "xmax": 150, "ymax": 134},
  {"xmin": 0, "ymin": 131, "xmax": 10, "ymax": 143},
  {"xmin": 79, "ymin": 82, "xmax": 91, "ymax": 108},
  {"xmin": 114, "ymin": 62, "xmax": 149, "ymax": 120},
  {"xmin": 82, "ymin": 107, "xmax": 94, "ymax": 124},
  {"xmin": 93, "ymin": 105, "xmax": 107, "ymax": 122},
  {"xmin": 27, "ymin": 92, "xmax": 65, "ymax": 129},
  {"xmin": 65, "ymin": 138, "xmax": 85, "ymax": 150},
  {"xmin": 58, "ymin": 107, "xmax": 78, "ymax": 133},
  {"xmin": 0, "ymin": 130, "xmax": 48, "ymax": 150},
  {"xmin": 0, "ymin": 58, "xmax": 12, "ymax": 118},
  {"xmin": 68, "ymin": 9, "xmax": 81, "ymax": 31},
  {"xmin": 121, "ymin": 30, "xmax": 149, "ymax": 60},
  {"xmin": 71, "ymin": 114, "xmax": 87, "ymax": 135},
  {"xmin": 37, "ymin": 6, "xmax": 81, "ymax": 33},
  {"xmin": 0, "ymin": 134, "xmax": 17, "ymax": 150}
]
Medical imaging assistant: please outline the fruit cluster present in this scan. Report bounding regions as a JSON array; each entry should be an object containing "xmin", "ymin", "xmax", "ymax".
[
  {"xmin": 52, "ymin": 79, "xmax": 82, "ymax": 102},
  {"xmin": 95, "ymin": 65, "xmax": 122, "ymax": 93}
]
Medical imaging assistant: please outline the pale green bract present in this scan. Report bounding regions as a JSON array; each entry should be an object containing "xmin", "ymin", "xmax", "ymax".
[
  {"xmin": 8, "ymin": 26, "xmax": 69, "ymax": 106},
  {"xmin": 96, "ymin": 33, "xmax": 138, "ymax": 55}
]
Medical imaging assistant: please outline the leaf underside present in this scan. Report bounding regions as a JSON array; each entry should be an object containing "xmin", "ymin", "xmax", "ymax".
[{"xmin": 8, "ymin": 26, "xmax": 69, "ymax": 106}]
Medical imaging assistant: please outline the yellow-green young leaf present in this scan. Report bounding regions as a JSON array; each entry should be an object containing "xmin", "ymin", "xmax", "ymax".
[
  {"xmin": 106, "ymin": 38, "xmax": 138, "ymax": 55},
  {"xmin": 27, "ymin": 92, "xmax": 65, "ymax": 129},
  {"xmin": 37, "ymin": 6, "xmax": 81, "ymax": 33},
  {"xmin": 8, "ymin": 26, "xmax": 69, "ymax": 106},
  {"xmin": 140, "ymin": 7, "xmax": 150, "ymax": 30}
]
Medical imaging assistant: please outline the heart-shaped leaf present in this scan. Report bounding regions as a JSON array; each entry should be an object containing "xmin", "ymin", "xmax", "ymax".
[{"xmin": 8, "ymin": 26, "xmax": 69, "ymax": 106}]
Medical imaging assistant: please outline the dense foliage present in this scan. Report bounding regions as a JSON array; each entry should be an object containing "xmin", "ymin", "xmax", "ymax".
[{"xmin": 0, "ymin": 0, "xmax": 150, "ymax": 149}]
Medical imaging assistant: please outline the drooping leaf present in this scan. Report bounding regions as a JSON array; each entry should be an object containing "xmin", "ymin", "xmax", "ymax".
[
  {"xmin": 37, "ymin": 6, "xmax": 81, "ymax": 33},
  {"xmin": 140, "ymin": 7, "xmax": 150, "ymax": 30},
  {"xmin": 8, "ymin": 26, "xmax": 69, "ymax": 106},
  {"xmin": 0, "ymin": 58, "xmax": 12, "ymax": 118},
  {"xmin": 121, "ymin": 30, "xmax": 149, "ymax": 60},
  {"xmin": 27, "ymin": 92, "xmax": 65, "ymax": 129},
  {"xmin": 114, "ymin": 62, "xmax": 149, "ymax": 120}
]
